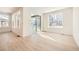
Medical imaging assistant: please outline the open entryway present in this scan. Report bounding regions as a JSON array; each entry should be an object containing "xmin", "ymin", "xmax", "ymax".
[{"xmin": 31, "ymin": 15, "xmax": 41, "ymax": 32}]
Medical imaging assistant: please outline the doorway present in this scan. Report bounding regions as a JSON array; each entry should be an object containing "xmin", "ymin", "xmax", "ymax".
[{"xmin": 31, "ymin": 15, "xmax": 41, "ymax": 32}]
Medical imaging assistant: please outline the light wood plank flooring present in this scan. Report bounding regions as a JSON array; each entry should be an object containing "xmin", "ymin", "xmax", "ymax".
[{"xmin": 0, "ymin": 32, "xmax": 78, "ymax": 51}]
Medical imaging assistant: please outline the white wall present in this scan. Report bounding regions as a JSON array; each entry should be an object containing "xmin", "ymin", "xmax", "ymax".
[
  {"xmin": 73, "ymin": 7, "xmax": 79, "ymax": 47},
  {"xmin": 43, "ymin": 8, "xmax": 73, "ymax": 35},
  {"xmin": 12, "ymin": 7, "xmax": 32, "ymax": 37},
  {"xmin": 22, "ymin": 7, "xmax": 32, "ymax": 37}
]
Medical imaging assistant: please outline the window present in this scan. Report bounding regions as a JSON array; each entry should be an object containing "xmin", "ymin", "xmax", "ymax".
[
  {"xmin": 12, "ymin": 10, "xmax": 21, "ymax": 29},
  {"xmin": 0, "ymin": 14, "xmax": 9, "ymax": 28},
  {"xmin": 48, "ymin": 13, "xmax": 63, "ymax": 28}
]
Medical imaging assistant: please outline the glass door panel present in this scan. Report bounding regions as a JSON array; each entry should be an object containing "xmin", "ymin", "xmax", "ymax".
[{"xmin": 31, "ymin": 15, "xmax": 41, "ymax": 32}]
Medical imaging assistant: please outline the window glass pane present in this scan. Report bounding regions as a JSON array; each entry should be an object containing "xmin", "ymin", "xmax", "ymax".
[{"xmin": 48, "ymin": 13, "xmax": 63, "ymax": 28}]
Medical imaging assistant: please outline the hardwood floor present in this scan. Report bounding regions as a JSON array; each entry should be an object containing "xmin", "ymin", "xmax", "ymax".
[{"xmin": 0, "ymin": 32, "xmax": 78, "ymax": 51}]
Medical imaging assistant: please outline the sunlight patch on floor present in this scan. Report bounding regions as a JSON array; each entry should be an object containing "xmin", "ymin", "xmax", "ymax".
[{"xmin": 37, "ymin": 32, "xmax": 56, "ymax": 41}]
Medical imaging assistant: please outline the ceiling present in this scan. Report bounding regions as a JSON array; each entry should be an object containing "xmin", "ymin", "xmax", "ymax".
[
  {"xmin": 0, "ymin": 7, "xmax": 67, "ymax": 14},
  {"xmin": 0, "ymin": 7, "xmax": 18, "ymax": 14},
  {"xmin": 30, "ymin": 7, "xmax": 67, "ymax": 15}
]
